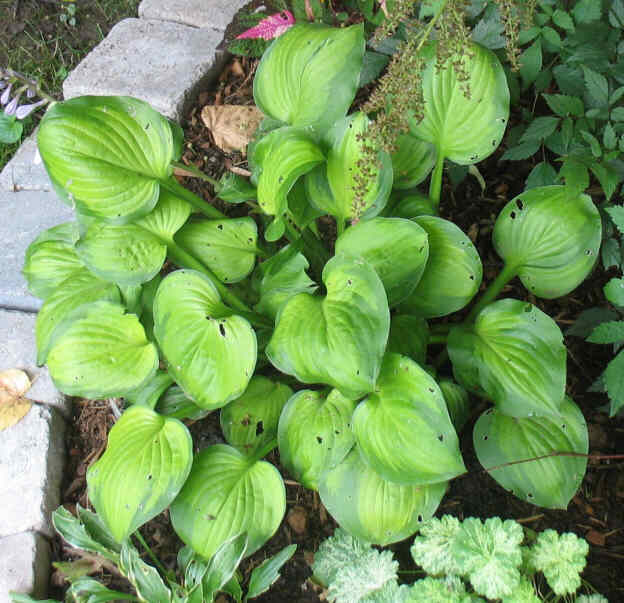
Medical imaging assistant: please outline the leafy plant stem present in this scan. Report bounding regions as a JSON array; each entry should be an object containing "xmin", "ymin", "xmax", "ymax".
[
  {"xmin": 133, "ymin": 529, "xmax": 175, "ymax": 582},
  {"xmin": 160, "ymin": 177, "xmax": 225, "ymax": 220},
  {"xmin": 336, "ymin": 218, "xmax": 346, "ymax": 237},
  {"xmin": 465, "ymin": 263, "xmax": 518, "ymax": 323},
  {"xmin": 429, "ymin": 149, "xmax": 445, "ymax": 208},
  {"xmin": 170, "ymin": 160, "xmax": 220, "ymax": 188},
  {"xmin": 251, "ymin": 437, "xmax": 278, "ymax": 463}
]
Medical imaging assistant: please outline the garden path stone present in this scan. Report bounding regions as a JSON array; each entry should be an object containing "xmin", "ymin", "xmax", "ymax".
[
  {"xmin": 139, "ymin": 0, "xmax": 249, "ymax": 31},
  {"xmin": 0, "ymin": 189, "xmax": 74, "ymax": 313},
  {"xmin": 0, "ymin": 309, "xmax": 70, "ymax": 417},
  {"xmin": 0, "ymin": 132, "xmax": 51, "ymax": 193},
  {"xmin": 0, "ymin": 401, "xmax": 66, "ymax": 539},
  {"xmin": 62, "ymin": 18, "xmax": 229, "ymax": 121},
  {"xmin": 0, "ymin": 532, "xmax": 51, "ymax": 602}
]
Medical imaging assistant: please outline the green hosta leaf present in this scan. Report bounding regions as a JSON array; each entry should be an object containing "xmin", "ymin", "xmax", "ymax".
[
  {"xmin": 153, "ymin": 270, "xmax": 256, "ymax": 410},
  {"xmin": 410, "ymin": 515, "xmax": 462, "ymax": 576},
  {"xmin": 170, "ymin": 444, "xmax": 286, "ymax": 559},
  {"xmin": 66, "ymin": 577, "xmax": 134, "ymax": 603},
  {"xmin": 288, "ymin": 178, "xmax": 324, "ymax": 231},
  {"xmin": 399, "ymin": 216, "xmax": 482, "ymax": 318},
  {"xmin": 605, "ymin": 277, "xmax": 624, "ymax": 306},
  {"xmin": 87, "ymin": 405, "xmax": 192, "ymax": 542},
  {"xmin": 352, "ymin": 354, "xmax": 465, "ymax": 485},
  {"xmin": 473, "ymin": 397, "xmax": 588, "ymax": 508},
  {"xmin": 202, "ymin": 533, "xmax": 248, "ymax": 600},
  {"xmin": 119, "ymin": 542, "xmax": 171, "ymax": 603},
  {"xmin": 135, "ymin": 190, "xmax": 191, "ymax": 242},
  {"xmin": 305, "ymin": 113, "xmax": 393, "ymax": 223},
  {"xmin": 76, "ymin": 221, "xmax": 166, "ymax": 286},
  {"xmin": 391, "ymin": 134, "xmax": 437, "ymax": 189},
  {"xmin": 528, "ymin": 529, "xmax": 588, "ymax": 596},
  {"xmin": 246, "ymin": 544, "xmax": 297, "ymax": 599},
  {"xmin": 38, "ymin": 96, "xmax": 177, "ymax": 223},
  {"xmin": 448, "ymin": 299, "xmax": 566, "ymax": 417},
  {"xmin": 252, "ymin": 127, "xmax": 324, "ymax": 228},
  {"xmin": 253, "ymin": 244, "xmax": 317, "ymax": 320},
  {"xmin": 409, "ymin": 41, "xmax": 509, "ymax": 165},
  {"xmin": 125, "ymin": 370, "xmax": 173, "ymax": 409},
  {"xmin": 175, "ymin": 218, "xmax": 258, "ymax": 283},
  {"xmin": 319, "ymin": 448, "xmax": 446, "ymax": 545},
  {"xmin": 23, "ymin": 223, "xmax": 83, "ymax": 300},
  {"xmin": 439, "ymin": 380, "xmax": 472, "ymax": 433},
  {"xmin": 253, "ymin": 23, "xmax": 365, "ymax": 131},
  {"xmin": 387, "ymin": 315, "xmax": 429, "ymax": 365},
  {"xmin": 493, "ymin": 186, "xmax": 602, "ymax": 298},
  {"xmin": 390, "ymin": 193, "xmax": 436, "ymax": 219},
  {"xmin": 155, "ymin": 385, "xmax": 207, "ymax": 421},
  {"xmin": 335, "ymin": 217, "xmax": 428, "ymax": 306},
  {"xmin": 36, "ymin": 272, "xmax": 121, "ymax": 364},
  {"xmin": 220, "ymin": 376, "xmax": 292, "ymax": 456},
  {"xmin": 266, "ymin": 254, "xmax": 389, "ymax": 398},
  {"xmin": 452, "ymin": 517, "xmax": 523, "ymax": 600},
  {"xmin": 47, "ymin": 301, "xmax": 158, "ymax": 397},
  {"xmin": 119, "ymin": 283, "xmax": 143, "ymax": 316},
  {"xmin": 277, "ymin": 389, "xmax": 356, "ymax": 490}
]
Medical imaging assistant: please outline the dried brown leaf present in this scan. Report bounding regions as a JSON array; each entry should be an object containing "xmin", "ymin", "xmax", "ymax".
[
  {"xmin": 0, "ymin": 368, "xmax": 33, "ymax": 431},
  {"xmin": 201, "ymin": 105, "xmax": 263, "ymax": 154}
]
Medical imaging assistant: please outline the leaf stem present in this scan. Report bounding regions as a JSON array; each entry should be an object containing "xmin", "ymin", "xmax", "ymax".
[
  {"xmin": 160, "ymin": 177, "xmax": 225, "ymax": 220},
  {"xmin": 464, "ymin": 263, "xmax": 518, "ymax": 323},
  {"xmin": 170, "ymin": 160, "xmax": 220, "ymax": 188},
  {"xmin": 429, "ymin": 334, "xmax": 447, "ymax": 345},
  {"xmin": 252, "ymin": 438, "xmax": 278, "ymax": 463},
  {"xmin": 133, "ymin": 530, "xmax": 175, "ymax": 582},
  {"xmin": 336, "ymin": 218, "xmax": 345, "ymax": 237},
  {"xmin": 428, "ymin": 149, "xmax": 444, "ymax": 209}
]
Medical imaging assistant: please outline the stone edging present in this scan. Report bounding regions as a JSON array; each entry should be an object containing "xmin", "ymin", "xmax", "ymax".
[{"xmin": 0, "ymin": 1, "xmax": 247, "ymax": 599}]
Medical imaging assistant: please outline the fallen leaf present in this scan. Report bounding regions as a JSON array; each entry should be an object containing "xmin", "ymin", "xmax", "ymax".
[
  {"xmin": 287, "ymin": 506, "xmax": 308, "ymax": 535},
  {"xmin": 0, "ymin": 368, "xmax": 33, "ymax": 431},
  {"xmin": 201, "ymin": 105, "xmax": 263, "ymax": 154},
  {"xmin": 586, "ymin": 530, "xmax": 606, "ymax": 546}
]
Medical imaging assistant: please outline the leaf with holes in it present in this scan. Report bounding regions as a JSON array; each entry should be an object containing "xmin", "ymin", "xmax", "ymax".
[
  {"xmin": 409, "ymin": 41, "xmax": 509, "ymax": 165},
  {"xmin": 448, "ymin": 299, "xmax": 566, "ymax": 418},
  {"xmin": 352, "ymin": 354, "xmax": 464, "ymax": 486},
  {"xmin": 319, "ymin": 448, "xmax": 447, "ymax": 545},
  {"xmin": 335, "ymin": 217, "xmax": 429, "ymax": 307},
  {"xmin": 473, "ymin": 398, "xmax": 588, "ymax": 509},
  {"xmin": 174, "ymin": 218, "xmax": 258, "ymax": 284},
  {"xmin": 220, "ymin": 376, "xmax": 292, "ymax": 457},
  {"xmin": 38, "ymin": 96, "xmax": 179, "ymax": 223},
  {"xmin": 391, "ymin": 133, "xmax": 437, "ymax": 189},
  {"xmin": 47, "ymin": 301, "xmax": 158, "ymax": 398},
  {"xmin": 36, "ymin": 272, "xmax": 121, "ymax": 365},
  {"xmin": 387, "ymin": 315, "xmax": 429, "ymax": 366},
  {"xmin": 493, "ymin": 186, "xmax": 602, "ymax": 298},
  {"xmin": 170, "ymin": 444, "xmax": 286, "ymax": 559},
  {"xmin": 87, "ymin": 405, "xmax": 193, "ymax": 542},
  {"xmin": 23, "ymin": 223, "xmax": 83, "ymax": 300},
  {"xmin": 304, "ymin": 112, "xmax": 393, "ymax": 223},
  {"xmin": 278, "ymin": 389, "xmax": 357, "ymax": 490},
  {"xmin": 266, "ymin": 254, "xmax": 389, "ymax": 399},
  {"xmin": 398, "ymin": 216, "xmax": 482, "ymax": 318},
  {"xmin": 253, "ymin": 23, "xmax": 365, "ymax": 131},
  {"xmin": 153, "ymin": 270, "xmax": 256, "ymax": 410}
]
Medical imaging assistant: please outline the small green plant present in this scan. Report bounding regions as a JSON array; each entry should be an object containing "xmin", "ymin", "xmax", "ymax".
[{"xmin": 312, "ymin": 517, "xmax": 604, "ymax": 602}]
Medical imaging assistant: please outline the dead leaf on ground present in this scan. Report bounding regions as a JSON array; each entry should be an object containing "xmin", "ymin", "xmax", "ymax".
[
  {"xmin": 586, "ymin": 530, "xmax": 606, "ymax": 546},
  {"xmin": 0, "ymin": 368, "xmax": 33, "ymax": 431},
  {"xmin": 201, "ymin": 105, "xmax": 263, "ymax": 154},
  {"xmin": 287, "ymin": 506, "xmax": 308, "ymax": 535}
]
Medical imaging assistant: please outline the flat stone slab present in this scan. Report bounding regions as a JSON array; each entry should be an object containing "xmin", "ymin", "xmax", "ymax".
[
  {"xmin": 0, "ymin": 133, "xmax": 52, "ymax": 193},
  {"xmin": 0, "ymin": 403, "xmax": 66, "ymax": 539},
  {"xmin": 139, "ymin": 0, "xmax": 249, "ymax": 31},
  {"xmin": 63, "ymin": 18, "xmax": 229, "ymax": 121},
  {"xmin": 0, "ymin": 189, "xmax": 74, "ymax": 312},
  {"xmin": 0, "ymin": 309, "xmax": 70, "ymax": 416},
  {"xmin": 0, "ymin": 532, "xmax": 51, "ymax": 602}
]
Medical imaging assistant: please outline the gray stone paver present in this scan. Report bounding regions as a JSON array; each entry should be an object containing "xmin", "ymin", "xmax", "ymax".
[
  {"xmin": 63, "ymin": 18, "xmax": 229, "ymax": 121},
  {"xmin": 0, "ymin": 532, "xmax": 51, "ymax": 602},
  {"xmin": 0, "ymin": 403, "xmax": 65, "ymax": 539},
  {"xmin": 0, "ymin": 133, "xmax": 51, "ymax": 193},
  {"xmin": 139, "ymin": 0, "xmax": 248, "ymax": 31},
  {"xmin": 0, "ymin": 190, "xmax": 74, "ymax": 313}
]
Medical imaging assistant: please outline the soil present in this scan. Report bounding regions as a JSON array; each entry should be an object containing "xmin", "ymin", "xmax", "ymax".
[{"xmin": 51, "ymin": 53, "xmax": 624, "ymax": 603}]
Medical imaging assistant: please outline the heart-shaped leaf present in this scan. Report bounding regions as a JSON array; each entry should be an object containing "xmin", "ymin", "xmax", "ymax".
[
  {"xmin": 175, "ymin": 218, "xmax": 258, "ymax": 283},
  {"xmin": 170, "ymin": 444, "xmax": 286, "ymax": 559},
  {"xmin": 352, "ymin": 354, "xmax": 465, "ymax": 485},
  {"xmin": 448, "ymin": 299, "xmax": 566, "ymax": 418},
  {"xmin": 391, "ymin": 133, "xmax": 437, "ymax": 189},
  {"xmin": 387, "ymin": 315, "xmax": 429, "ymax": 365},
  {"xmin": 409, "ymin": 41, "xmax": 509, "ymax": 165},
  {"xmin": 155, "ymin": 385, "xmax": 208, "ymax": 421},
  {"xmin": 319, "ymin": 448, "xmax": 446, "ymax": 545},
  {"xmin": 38, "ymin": 96, "xmax": 178, "ymax": 223},
  {"xmin": 335, "ymin": 217, "xmax": 429, "ymax": 306},
  {"xmin": 253, "ymin": 23, "xmax": 365, "ymax": 131},
  {"xmin": 23, "ymin": 222, "xmax": 83, "ymax": 300},
  {"xmin": 87, "ymin": 405, "xmax": 193, "ymax": 542},
  {"xmin": 492, "ymin": 186, "xmax": 602, "ymax": 298},
  {"xmin": 278, "ymin": 389, "xmax": 357, "ymax": 490},
  {"xmin": 398, "ymin": 216, "xmax": 482, "ymax": 318},
  {"xmin": 220, "ymin": 376, "xmax": 293, "ymax": 456},
  {"xmin": 267, "ymin": 254, "xmax": 389, "ymax": 398},
  {"xmin": 305, "ymin": 113, "xmax": 393, "ymax": 223},
  {"xmin": 474, "ymin": 398, "xmax": 588, "ymax": 509},
  {"xmin": 439, "ymin": 380, "xmax": 472, "ymax": 432},
  {"xmin": 135, "ymin": 189, "xmax": 192, "ymax": 242},
  {"xmin": 390, "ymin": 193, "xmax": 436, "ymax": 219},
  {"xmin": 153, "ymin": 270, "xmax": 256, "ymax": 410},
  {"xmin": 47, "ymin": 301, "xmax": 158, "ymax": 398},
  {"xmin": 36, "ymin": 272, "xmax": 121, "ymax": 364}
]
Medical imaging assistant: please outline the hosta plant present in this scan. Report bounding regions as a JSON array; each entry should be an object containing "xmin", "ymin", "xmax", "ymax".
[{"xmin": 22, "ymin": 17, "xmax": 602, "ymax": 596}]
